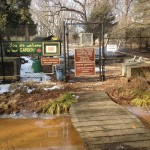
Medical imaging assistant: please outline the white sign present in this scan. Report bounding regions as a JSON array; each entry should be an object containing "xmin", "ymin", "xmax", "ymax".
[
  {"xmin": 107, "ymin": 44, "xmax": 117, "ymax": 52},
  {"xmin": 80, "ymin": 33, "xmax": 93, "ymax": 46},
  {"xmin": 46, "ymin": 46, "xmax": 57, "ymax": 53}
]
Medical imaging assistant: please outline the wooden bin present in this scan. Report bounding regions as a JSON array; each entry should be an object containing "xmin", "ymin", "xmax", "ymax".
[{"xmin": 0, "ymin": 57, "xmax": 20, "ymax": 81}]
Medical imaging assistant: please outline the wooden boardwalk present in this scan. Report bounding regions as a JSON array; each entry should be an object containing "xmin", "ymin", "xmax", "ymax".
[{"xmin": 70, "ymin": 91, "xmax": 150, "ymax": 150}]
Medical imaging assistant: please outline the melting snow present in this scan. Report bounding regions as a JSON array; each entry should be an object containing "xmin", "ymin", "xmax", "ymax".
[
  {"xmin": 44, "ymin": 85, "xmax": 62, "ymax": 91},
  {"xmin": 20, "ymin": 56, "xmax": 51, "ymax": 82},
  {"xmin": 0, "ymin": 84, "xmax": 10, "ymax": 94}
]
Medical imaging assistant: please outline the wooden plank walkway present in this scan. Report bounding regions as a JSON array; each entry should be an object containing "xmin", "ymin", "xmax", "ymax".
[{"xmin": 70, "ymin": 91, "xmax": 150, "ymax": 150}]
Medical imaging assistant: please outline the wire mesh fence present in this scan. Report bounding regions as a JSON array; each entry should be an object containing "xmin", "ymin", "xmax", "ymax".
[
  {"xmin": 0, "ymin": 23, "xmax": 150, "ymax": 83},
  {"xmin": 64, "ymin": 22, "xmax": 121, "ymax": 82}
]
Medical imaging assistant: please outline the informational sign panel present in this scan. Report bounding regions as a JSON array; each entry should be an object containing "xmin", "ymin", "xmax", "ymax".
[
  {"xmin": 107, "ymin": 44, "xmax": 117, "ymax": 52},
  {"xmin": 41, "ymin": 57, "xmax": 60, "ymax": 65},
  {"xmin": 42, "ymin": 42, "xmax": 61, "ymax": 56},
  {"xmin": 75, "ymin": 62, "xmax": 95, "ymax": 76},
  {"xmin": 3, "ymin": 42, "xmax": 42, "ymax": 56},
  {"xmin": 75, "ymin": 48, "xmax": 95, "ymax": 77},
  {"xmin": 75, "ymin": 48, "xmax": 95, "ymax": 62}
]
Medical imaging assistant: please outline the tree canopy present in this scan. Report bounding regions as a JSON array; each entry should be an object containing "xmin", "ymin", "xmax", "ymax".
[
  {"xmin": 30, "ymin": 0, "xmax": 150, "ymax": 49},
  {"xmin": 86, "ymin": 2, "xmax": 115, "ymax": 40},
  {"xmin": 31, "ymin": 0, "xmax": 115, "ymax": 40},
  {"xmin": 0, "ymin": 0, "xmax": 37, "ymax": 41}
]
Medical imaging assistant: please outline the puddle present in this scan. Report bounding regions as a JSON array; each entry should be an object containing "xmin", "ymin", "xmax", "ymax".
[
  {"xmin": 1, "ymin": 107, "xmax": 150, "ymax": 150},
  {"xmin": 126, "ymin": 106, "xmax": 150, "ymax": 128},
  {"xmin": 0, "ymin": 115, "xmax": 85, "ymax": 150}
]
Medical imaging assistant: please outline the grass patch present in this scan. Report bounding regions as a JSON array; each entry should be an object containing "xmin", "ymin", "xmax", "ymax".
[
  {"xmin": 38, "ymin": 92, "xmax": 76, "ymax": 115},
  {"xmin": 131, "ymin": 91, "xmax": 150, "ymax": 108}
]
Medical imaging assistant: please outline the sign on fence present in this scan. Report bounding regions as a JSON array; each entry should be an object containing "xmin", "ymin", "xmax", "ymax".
[
  {"xmin": 75, "ymin": 62, "xmax": 95, "ymax": 76},
  {"xmin": 41, "ymin": 57, "xmax": 60, "ymax": 65},
  {"xmin": 42, "ymin": 42, "xmax": 61, "ymax": 56},
  {"xmin": 107, "ymin": 44, "xmax": 117, "ymax": 52},
  {"xmin": 75, "ymin": 48, "xmax": 95, "ymax": 77},
  {"xmin": 75, "ymin": 48, "xmax": 95, "ymax": 62}
]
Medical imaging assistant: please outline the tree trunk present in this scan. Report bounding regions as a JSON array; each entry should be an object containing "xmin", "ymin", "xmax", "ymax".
[
  {"xmin": 145, "ymin": 37, "xmax": 149, "ymax": 51},
  {"xmin": 25, "ymin": 24, "xmax": 30, "ymax": 41},
  {"xmin": 6, "ymin": 36, "xmax": 11, "ymax": 41},
  {"xmin": 0, "ymin": 33, "xmax": 3, "ymax": 42}
]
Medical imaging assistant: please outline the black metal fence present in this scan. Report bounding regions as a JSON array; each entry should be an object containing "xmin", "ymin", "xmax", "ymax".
[
  {"xmin": 62, "ymin": 21, "xmax": 107, "ymax": 82},
  {"xmin": 0, "ymin": 24, "xmax": 150, "ymax": 83},
  {"xmin": 62, "ymin": 22, "xmax": 123, "ymax": 82}
]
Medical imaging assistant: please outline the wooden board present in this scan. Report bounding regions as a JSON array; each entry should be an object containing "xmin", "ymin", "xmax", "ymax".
[{"xmin": 70, "ymin": 91, "xmax": 150, "ymax": 150}]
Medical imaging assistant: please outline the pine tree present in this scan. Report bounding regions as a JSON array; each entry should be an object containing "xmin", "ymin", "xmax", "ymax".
[{"xmin": 86, "ymin": 2, "xmax": 115, "ymax": 42}]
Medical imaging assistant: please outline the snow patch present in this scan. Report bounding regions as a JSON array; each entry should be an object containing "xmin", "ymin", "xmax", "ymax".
[
  {"xmin": 0, "ymin": 84, "xmax": 10, "ymax": 94},
  {"xmin": 44, "ymin": 85, "xmax": 62, "ymax": 91}
]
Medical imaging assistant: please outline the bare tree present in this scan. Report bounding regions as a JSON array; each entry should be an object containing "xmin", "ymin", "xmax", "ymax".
[
  {"xmin": 109, "ymin": 0, "xmax": 150, "ymax": 49},
  {"xmin": 109, "ymin": 0, "xmax": 135, "ymax": 44},
  {"xmin": 31, "ymin": 0, "xmax": 117, "ymax": 38}
]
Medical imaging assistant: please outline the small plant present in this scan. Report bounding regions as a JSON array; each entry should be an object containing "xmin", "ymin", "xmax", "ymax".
[
  {"xmin": 39, "ymin": 92, "xmax": 76, "ymax": 115},
  {"xmin": 131, "ymin": 98, "xmax": 150, "ymax": 108},
  {"xmin": 131, "ymin": 91, "xmax": 150, "ymax": 108},
  {"xmin": 72, "ymin": 32, "xmax": 79, "ymax": 43}
]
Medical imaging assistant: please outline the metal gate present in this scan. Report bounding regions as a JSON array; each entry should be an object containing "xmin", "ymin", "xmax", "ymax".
[
  {"xmin": 62, "ymin": 21, "xmax": 124, "ymax": 83},
  {"xmin": 62, "ymin": 21, "xmax": 106, "ymax": 82}
]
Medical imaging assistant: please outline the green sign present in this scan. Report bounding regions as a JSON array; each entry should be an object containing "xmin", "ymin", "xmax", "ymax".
[{"xmin": 3, "ymin": 42, "xmax": 42, "ymax": 56}]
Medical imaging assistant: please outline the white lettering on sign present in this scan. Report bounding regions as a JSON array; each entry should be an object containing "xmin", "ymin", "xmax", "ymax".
[{"xmin": 46, "ymin": 46, "xmax": 56, "ymax": 53}]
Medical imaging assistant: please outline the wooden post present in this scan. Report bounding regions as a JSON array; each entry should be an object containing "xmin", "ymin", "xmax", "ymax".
[{"xmin": 0, "ymin": 42, "xmax": 5, "ymax": 83}]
